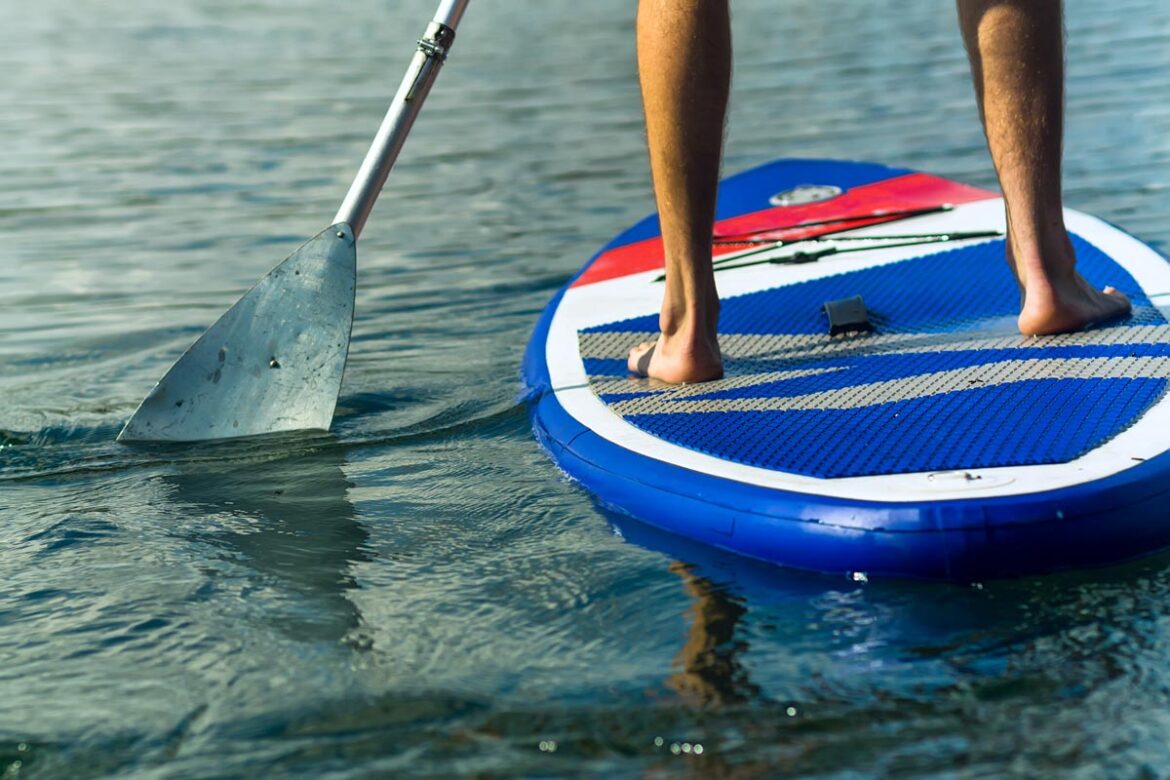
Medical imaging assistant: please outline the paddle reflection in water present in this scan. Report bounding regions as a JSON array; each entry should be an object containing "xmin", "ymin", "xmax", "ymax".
[{"xmin": 164, "ymin": 445, "xmax": 369, "ymax": 645}]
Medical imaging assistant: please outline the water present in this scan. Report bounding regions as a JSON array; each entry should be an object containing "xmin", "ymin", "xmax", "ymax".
[{"xmin": 2, "ymin": 0, "xmax": 1170, "ymax": 776}]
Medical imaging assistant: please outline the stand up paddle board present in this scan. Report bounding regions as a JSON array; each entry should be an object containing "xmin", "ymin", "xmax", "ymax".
[{"xmin": 523, "ymin": 158, "xmax": 1170, "ymax": 580}]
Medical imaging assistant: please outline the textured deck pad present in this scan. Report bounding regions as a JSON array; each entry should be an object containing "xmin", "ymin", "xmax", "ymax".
[{"xmin": 580, "ymin": 236, "xmax": 1170, "ymax": 478}]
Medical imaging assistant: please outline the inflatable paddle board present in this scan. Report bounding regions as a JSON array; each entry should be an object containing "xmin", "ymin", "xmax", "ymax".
[{"xmin": 523, "ymin": 159, "xmax": 1170, "ymax": 580}]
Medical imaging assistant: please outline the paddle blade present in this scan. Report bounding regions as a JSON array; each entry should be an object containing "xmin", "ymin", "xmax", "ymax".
[{"xmin": 118, "ymin": 224, "xmax": 357, "ymax": 442}]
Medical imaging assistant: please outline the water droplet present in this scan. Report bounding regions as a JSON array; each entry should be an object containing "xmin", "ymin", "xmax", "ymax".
[
  {"xmin": 670, "ymin": 743, "xmax": 682, "ymax": 755},
  {"xmin": 693, "ymin": 744, "xmax": 704, "ymax": 755},
  {"xmin": 786, "ymin": 706, "xmax": 798, "ymax": 717},
  {"xmin": 851, "ymin": 571, "xmax": 868, "ymax": 583},
  {"xmin": 269, "ymin": 358, "xmax": 281, "ymax": 369},
  {"xmin": 681, "ymin": 743, "xmax": 693, "ymax": 754},
  {"xmin": 653, "ymin": 736, "xmax": 663, "ymax": 747}
]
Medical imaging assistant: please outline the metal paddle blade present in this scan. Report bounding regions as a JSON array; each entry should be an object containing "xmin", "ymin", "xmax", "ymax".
[{"xmin": 118, "ymin": 224, "xmax": 357, "ymax": 442}]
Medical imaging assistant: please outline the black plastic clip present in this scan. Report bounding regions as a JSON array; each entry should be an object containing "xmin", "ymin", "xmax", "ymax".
[{"xmin": 823, "ymin": 295, "xmax": 873, "ymax": 336}]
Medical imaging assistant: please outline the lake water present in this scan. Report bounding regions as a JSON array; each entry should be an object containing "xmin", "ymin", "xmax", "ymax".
[{"xmin": 3, "ymin": 0, "xmax": 1170, "ymax": 776}]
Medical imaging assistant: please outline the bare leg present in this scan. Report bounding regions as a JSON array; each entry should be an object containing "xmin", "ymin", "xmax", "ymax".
[
  {"xmin": 628, "ymin": 0, "xmax": 727, "ymax": 382},
  {"xmin": 958, "ymin": 0, "xmax": 1130, "ymax": 335}
]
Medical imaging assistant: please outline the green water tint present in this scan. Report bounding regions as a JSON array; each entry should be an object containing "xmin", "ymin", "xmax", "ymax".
[{"xmin": 2, "ymin": 0, "xmax": 1170, "ymax": 775}]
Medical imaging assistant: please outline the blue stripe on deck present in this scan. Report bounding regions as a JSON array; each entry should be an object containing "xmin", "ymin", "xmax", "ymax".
[{"xmin": 625, "ymin": 377, "xmax": 1168, "ymax": 478}]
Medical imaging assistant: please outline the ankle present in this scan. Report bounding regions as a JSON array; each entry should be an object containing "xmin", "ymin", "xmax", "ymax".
[
  {"xmin": 1012, "ymin": 229, "xmax": 1077, "ymax": 286},
  {"xmin": 660, "ymin": 300, "xmax": 720, "ymax": 339}
]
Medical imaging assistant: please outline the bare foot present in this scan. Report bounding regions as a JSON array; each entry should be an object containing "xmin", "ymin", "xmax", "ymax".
[
  {"xmin": 628, "ymin": 330, "xmax": 723, "ymax": 383},
  {"xmin": 1017, "ymin": 271, "xmax": 1131, "ymax": 336}
]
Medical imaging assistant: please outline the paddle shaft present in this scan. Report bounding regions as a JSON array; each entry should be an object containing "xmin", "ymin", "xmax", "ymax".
[{"xmin": 333, "ymin": 0, "xmax": 471, "ymax": 238}]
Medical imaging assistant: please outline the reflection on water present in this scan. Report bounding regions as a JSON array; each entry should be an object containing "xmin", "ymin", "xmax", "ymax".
[
  {"xmin": 1, "ymin": 0, "xmax": 1169, "ymax": 774},
  {"xmin": 165, "ymin": 447, "xmax": 368, "ymax": 645},
  {"xmin": 666, "ymin": 561, "xmax": 759, "ymax": 708},
  {"xmin": 612, "ymin": 515, "xmax": 1170, "ymax": 774}
]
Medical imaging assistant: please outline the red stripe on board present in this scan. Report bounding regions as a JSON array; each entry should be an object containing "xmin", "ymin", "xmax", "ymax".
[{"xmin": 570, "ymin": 173, "xmax": 997, "ymax": 288}]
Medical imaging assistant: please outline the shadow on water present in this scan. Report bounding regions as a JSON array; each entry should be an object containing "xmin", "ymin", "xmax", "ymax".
[{"xmin": 163, "ymin": 444, "xmax": 370, "ymax": 645}]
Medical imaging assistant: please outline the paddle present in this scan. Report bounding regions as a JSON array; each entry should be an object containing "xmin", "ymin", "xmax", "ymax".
[{"xmin": 118, "ymin": 0, "xmax": 471, "ymax": 442}]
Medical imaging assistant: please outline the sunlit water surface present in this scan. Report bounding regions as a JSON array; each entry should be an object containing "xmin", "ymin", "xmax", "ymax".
[{"xmin": 3, "ymin": 0, "xmax": 1170, "ymax": 776}]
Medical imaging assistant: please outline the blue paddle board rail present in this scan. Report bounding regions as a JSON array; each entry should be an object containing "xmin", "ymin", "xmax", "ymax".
[{"xmin": 523, "ymin": 158, "xmax": 1170, "ymax": 580}]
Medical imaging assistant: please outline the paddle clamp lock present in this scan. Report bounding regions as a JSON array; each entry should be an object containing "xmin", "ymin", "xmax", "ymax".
[
  {"xmin": 823, "ymin": 295, "xmax": 874, "ymax": 336},
  {"xmin": 418, "ymin": 22, "xmax": 455, "ymax": 62},
  {"xmin": 406, "ymin": 22, "xmax": 456, "ymax": 102}
]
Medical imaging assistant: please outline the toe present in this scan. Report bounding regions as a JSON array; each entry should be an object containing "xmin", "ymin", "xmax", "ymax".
[
  {"xmin": 627, "ymin": 339, "xmax": 658, "ymax": 376},
  {"xmin": 1104, "ymin": 286, "xmax": 1131, "ymax": 311}
]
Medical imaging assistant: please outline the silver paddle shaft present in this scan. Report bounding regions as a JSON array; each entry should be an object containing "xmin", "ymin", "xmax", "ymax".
[{"xmin": 333, "ymin": 0, "xmax": 471, "ymax": 238}]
